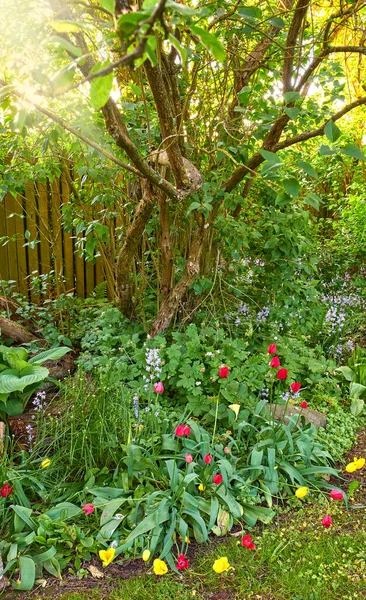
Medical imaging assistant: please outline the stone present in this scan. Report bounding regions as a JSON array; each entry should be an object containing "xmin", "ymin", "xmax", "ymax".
[{"xmin": 270, "ymin": 404, "xmax": 327, "ymax": 428}]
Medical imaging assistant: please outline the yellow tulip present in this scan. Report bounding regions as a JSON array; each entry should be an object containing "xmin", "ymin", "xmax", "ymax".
[
  {"xmin": 346, "ymin": 462, "xmax": 358, "ymax": 473},
  {"xmin": 295, "ymin": 486, "xmax": 308, "ymax": 499},
  {"xmin": 142, "ymin": 549, "xmax": 151, "ymax": 562},
  {"xmin": 153, "ymin": 558, "xmax": 168, "ymax": 575},
  {"xmin": 41, "ymin": 458, "xmax": 51, "ymax": 469},
  {"xmin": 198, "ymin": 483, "xmax": 205, "ymax": 492},
  {"xmin": 212, "ymin": 556, "xmax": 230, "ymax": 574},
  {"xmin": 99, "ymin": 547, "xmax": 115, "ymax": 567},
  {"xmin": 354, "ymin": 457, "xmax": 365, "ymax": 470},
  {"xmin": 228, "ymin": 404, "xmax": 240, "ymax": 420}
]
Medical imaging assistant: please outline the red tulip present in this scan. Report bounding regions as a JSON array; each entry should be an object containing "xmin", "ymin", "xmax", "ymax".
[
  {"xmin": 175, "ymin": 424, "xmax": 190, "ymax": 436},
  {"xmin": 330, "ymin": 489, "xmax": 343, "ymax": 501},
  {"xmin": 175, "ymin": 425, "xmax": 185, "ymax": 436},
  {"xmin": 213, "ymin": 474, "xmax": 223, "ymax": 485},
  {"xmin": 322, "ymin": 515, "xmax": 332, "ymax": 528},
  {"xmin": 299, "ymin": 401, "xmax": 308, "ymax": 409},
  {"xmin": 185, "ymin": 453, "xmax": 193, "ymax": 463},
  {"xmin": 154, "ymin": 382, "xmax": 164, "ymax": 393},
  {"xmin": 0, "ymin": 483, "xmax": 13, "ymax": 498},
  {"xmin": 268, "ymin": 344, "xmax": 277, "ymax": 355},
  {"xmin": 82, "ymin": 503, "xmax": 95, "ymax": 515},
  {"xmin": 270, "ymin": 356, "xmax": 280, "ymax": 368},
  {"xmin": 176, "ymin": 553, "xmax": 189, "ymax": 570},
  {"xmin": 241, "ymin": 534, "xmax": 256, "ymax": 550},
  {"xmin": 204, "ymin": 454, "xmax": 212, "ymax": 464},
  {"xmin": 219, "ymin": 366, "xmax": 229, "ymax": 378},
  {"xmin": 276, "ymin": 368, "xmax": 288, "ymax": 380},
  {"xmin": 290, "ymin": 382, "xmax": 301, "ymax": 393}
]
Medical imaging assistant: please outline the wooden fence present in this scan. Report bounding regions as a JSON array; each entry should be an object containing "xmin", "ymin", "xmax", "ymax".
[{"xmin": 0, "ymin": 175, "xmax": 105, "ymax": 301}]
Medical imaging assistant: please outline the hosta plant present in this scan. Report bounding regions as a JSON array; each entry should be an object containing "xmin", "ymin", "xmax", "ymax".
[
  {"xmin": 0, "ymin": 345, "xmax": 71, "ymax": 416},
  {"xmin": 336, "ymin": 345, "xmax": 366, "ymax": 416}
]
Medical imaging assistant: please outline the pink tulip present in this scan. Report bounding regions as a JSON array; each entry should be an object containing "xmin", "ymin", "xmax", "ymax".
[
  {"xmin": 330, "ymin": 489, "xmax": 343, "ymax": 501},
  {"xmin": 82, "ymin": 504, "xmax": 95, "ymax": 515},
  {"xmin": 154, "ymin": 382, "xmax": 164, "ymax": 393}
]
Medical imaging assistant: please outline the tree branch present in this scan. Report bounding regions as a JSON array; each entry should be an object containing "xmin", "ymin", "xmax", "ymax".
[
  {"xmin": 296, "ymin": 46, "xmax": 366, "ymax": 92},
  {"xmin": 273, "ymin": 96, "xmax": 366, "ymax": 151},
  {"xmin": 282, "ymin": 0, "xmax": 310, "ymax": 93}
]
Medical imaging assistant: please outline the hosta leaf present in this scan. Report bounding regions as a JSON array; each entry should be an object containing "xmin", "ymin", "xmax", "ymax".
[
  {"xmin": 29, "ymin": 347, "xmax": 71, "ymax": 365},
  {"xmin": 0, "ymin": 366, "xmax": 48, "ymax": 394}
]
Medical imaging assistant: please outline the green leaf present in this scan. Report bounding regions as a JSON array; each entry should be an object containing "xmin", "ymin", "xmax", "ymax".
[
  {"xmin": 117, "ymin": 12, "xmax": 149, "ymax": 37},
  {"xmin": 99, "ymin": 0, "xmax": 115, "ymax": 14},
  {"xmin": 268, "ymin": 17, "xmax": 285, "ymax": 28},
  {"xmin": 122, "ymin": 500, "xmax": 170, "ymax": 547},
  {"xmin": 90, "ymin": 65, "xmax": 114, "ymax": 109},
  {"xmin": 237, "ymin": 7, "xmax": 262, "ymax": 21},
  {"xmin": 49, "ymin": 21, "xmax": 87, "ymax": 33},
  {"xmin": 29, "ymin": 347, "xmax": 71, "ymax": 365},
  {"xmin": 319, "ymin": 144, "xmax": 335, "ymax": 156},
  {"xmin": 45, "ymin": 502, "xmax": 81, "ymax": 521},
  {"xmin": 11, "ymin": 505, "xmax": 34, "ymax": 531},
  {"xmin": 283, "ymin": 178, "xmax": 300, "ymax": 197},
  {"xmin": 32, "ymin": 546, "xmax": 57, "ymax": 565},
  {"xmin": 335, "ymin": 366, "xmax": 355, "ymax": 382},
  {"xmin": 166, "ymin": 0, "xmax": 196, "ymax": 15},
  {"xmin": 187, "ymin": 201, "xmax": 201, "ymax": 215},
  {"xmin": 0, "ymin": 366, "xmax": 49, "ymax": 395},
  {"xmin": 324, "ymin": 120, "xmax": 341, "ymax": 143},
  {"xmin": 284, "ymin": 107, "xmax": 300, "ymax": 120},
  {"xmin": 190, "ymin": 25, "xmax": 226, "ymax": 63},
  {"xmin": 349, "ymin": 382, "xmax": 366, "ymax": 399},
  {"xmin": 350, "ymin": 397, "xmax": 364, "ymax": 416},
  {"xmin": 283, "ymin": 91, "xmax": 301, "ymax": 104},
  {"xmin": 304, "ymin": 192, "xmax": 321, "ymax": 210},
  {"xmin": 259, "ymin": 149, "xmax": 281, "ymax": 164},
  {"xmin": 168, "ymin": 34, "xmax": 187, "ymax": 63},
  {"xmin": 341, "ymin": 144, "xmax": 365, "ymax": 160},
  {"xmin": 348, "ymin": 480, "xmax": 359, "ymax": 496},
  {"xmin": 297, "ymin": 160, "xmax": 318, "ymax": 179},
  {"xmin": 48, "ymin": 36, "xmax": 82, "ymax": 58},
  {"xmin": 0, "ymin": 398, "xmax": 23, "ymax": 415},
  {"xmin": 12, "ymin": 557, "xmax": 35, "ymax": 591},
  {"xmin": 145, "ymin": 35, "xmax": 157, "ymax": 66},
  {"xmin": 89, "ymin": 487, "xmax": 127, "ymax": 499}
]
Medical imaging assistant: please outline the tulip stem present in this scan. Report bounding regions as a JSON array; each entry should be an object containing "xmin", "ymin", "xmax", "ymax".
[{"xmin": 212, "ymin": 385, "xmax": 221, "ymax": 445}]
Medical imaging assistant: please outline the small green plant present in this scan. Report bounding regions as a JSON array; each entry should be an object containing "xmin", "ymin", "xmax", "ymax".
[
  {"xmin": 0, "ymin": 345, "xmax": 71, "ymax": 416},
  {"xmin": 336, "ymin": 345, "xmax": 366, "ymax": 415}
]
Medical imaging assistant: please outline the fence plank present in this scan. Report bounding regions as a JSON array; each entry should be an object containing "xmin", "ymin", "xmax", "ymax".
[
  {"xmin": 4, "ymin": 194, "xmax": 18, "ymax": 283},
  {"xmin": 25, "ymin": 183, "xmax": 39, "ymax": 302},
  {"xmin": 85, "ymin": 260, "xmax": 95, "ymax": 296},
  {"xmin": 61, "ymin": 172, "xmax": 74, "ymax": 293},
  {"xmin": 0, "ymin": 196, "xmax": 9, "ymax": 282},
  {"xmin": 50, "ymin": 179, "xmax": 63, "ymax": 296},
  {"xmin": 36, "ymin": 181, "xmax": 51, "ymax": 296}
]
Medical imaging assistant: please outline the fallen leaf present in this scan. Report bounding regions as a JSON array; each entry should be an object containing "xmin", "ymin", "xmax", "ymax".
[{"xmin": 88, "ymin": 565, "xmax": 104, "ymax": 579}]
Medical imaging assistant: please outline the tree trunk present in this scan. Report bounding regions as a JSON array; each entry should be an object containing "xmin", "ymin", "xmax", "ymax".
[
  {"xmin": 150, "ymin": 232, "xmax": 204, "ymax": 336},
  {"xmin": 0, "ymin": 317, "xmax": 41, "ymax": 344},
  {"xmin": 158, "ymin": 190, "xmax": 173, "ymax": 299},
  {"xmin": 116, "ymin": 179, "xmax": 155, "ymax": 314}
]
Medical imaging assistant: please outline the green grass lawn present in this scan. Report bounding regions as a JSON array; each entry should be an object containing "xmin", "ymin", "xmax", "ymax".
[{"xmin": 31, "ymin": 502, "xmax": 366, "ymax": 600}]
